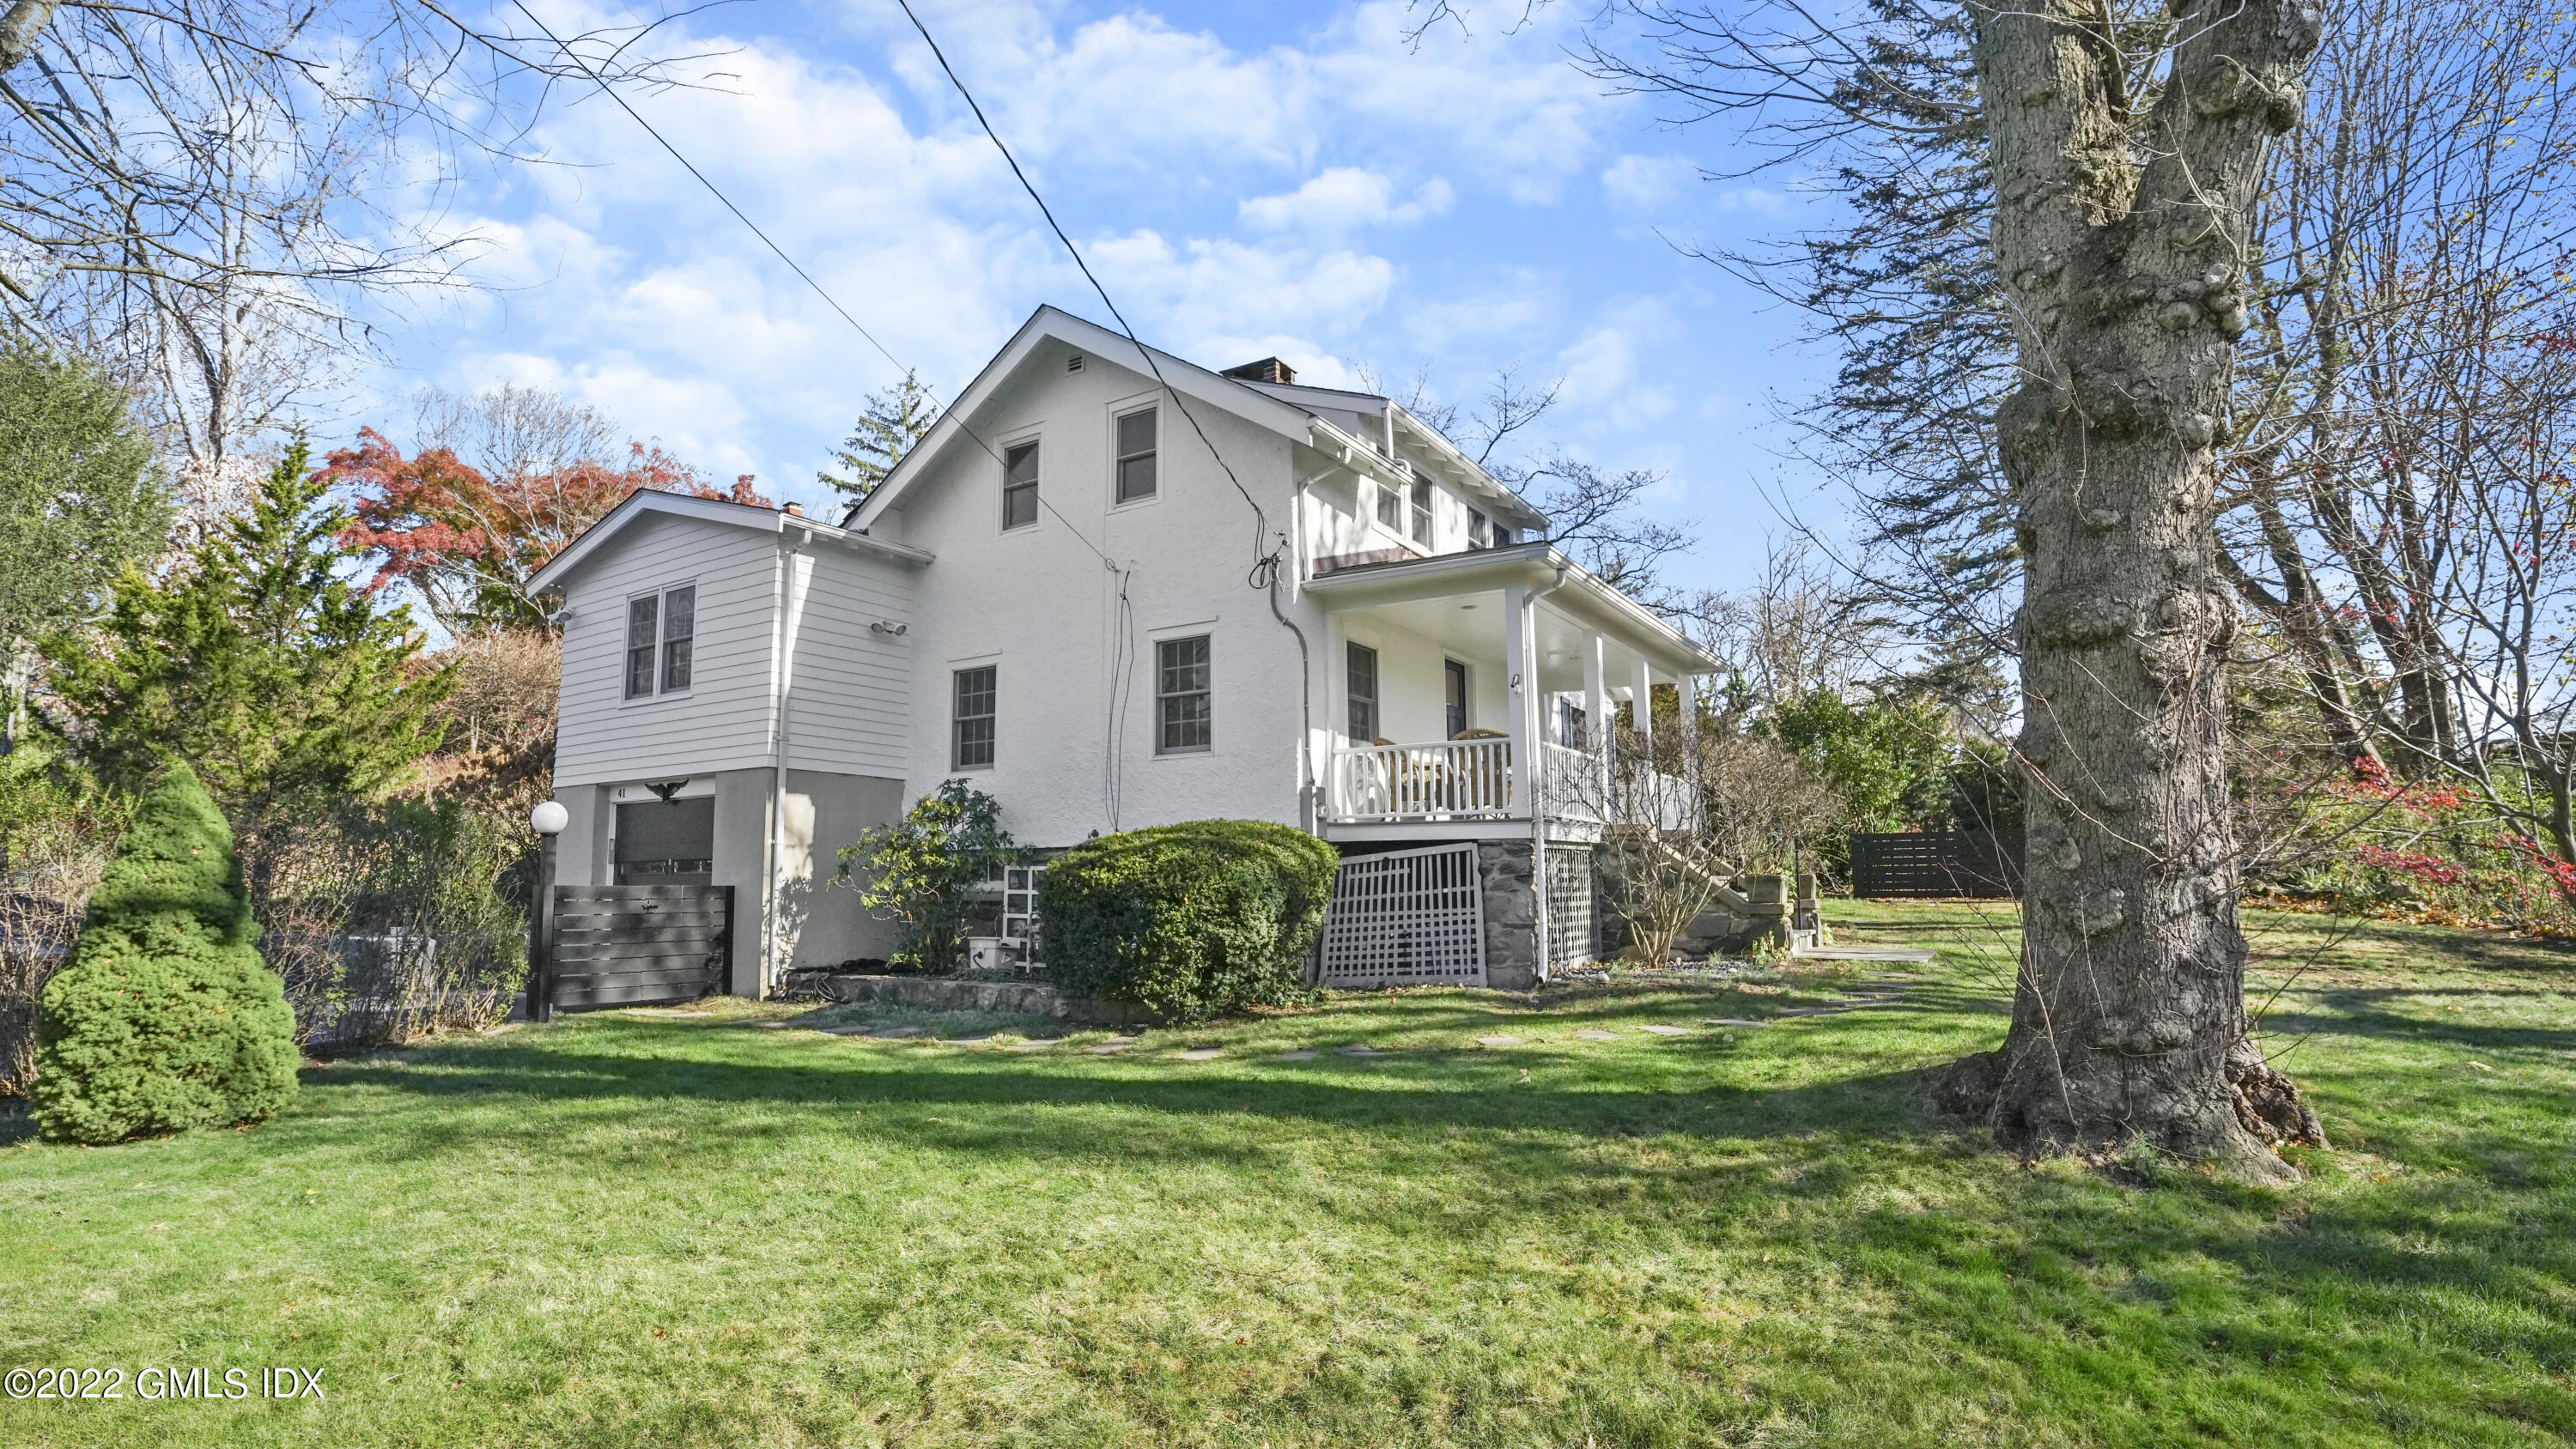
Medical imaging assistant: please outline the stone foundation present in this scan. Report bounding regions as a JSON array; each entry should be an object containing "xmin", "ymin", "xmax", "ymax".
[{"xmin": 1473, "ymin": 838, "xmax": 1602, "ymax": 991}]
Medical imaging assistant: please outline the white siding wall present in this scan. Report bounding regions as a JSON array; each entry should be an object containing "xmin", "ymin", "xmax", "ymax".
[
  {"xmin": 785, "ymin": 545, "xmax": 918, "ymax": 777},
  {"xmin": 554, "ymin": 513, "xmax": 781, "ymax": 788},
  {"xmin": 877, "ymin": 344, "xmax": 1320, "ymax": 846}
]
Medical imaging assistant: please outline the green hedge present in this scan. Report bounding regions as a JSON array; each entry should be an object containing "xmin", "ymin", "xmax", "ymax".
[
  {"xmin": 1040, "ymin": 821, "xmax": 1339, "ymax": 1025},
  {"xmin": 33, "ymin": 763, "xmax": 299, "ymax": 1143}
]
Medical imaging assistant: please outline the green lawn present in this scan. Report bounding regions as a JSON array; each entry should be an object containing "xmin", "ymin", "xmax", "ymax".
[{"xmin": 3, "ymin": 900, "xmax": 2573, "ymax": 1447}]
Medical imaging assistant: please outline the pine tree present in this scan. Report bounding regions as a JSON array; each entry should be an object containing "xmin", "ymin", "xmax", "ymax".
[
  {"xmin": 817, "ymin": 371, "xmax": 939, "ymax": 504},
  {"xmin": 44, "ymin": 437, "xmax": 450, "ymax": 900},
  {"xmin": 0, "ymin": 336, "xmax": 167, "ymax": 751},
  {"xmin": 33, "ymin": 762, "xmax": 299, "ymax": 1143}
]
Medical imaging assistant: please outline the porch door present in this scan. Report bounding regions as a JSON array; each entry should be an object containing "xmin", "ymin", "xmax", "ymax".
[
  {"xmin": 1443, "ymin": 659, "xmax": 1468, "ymax": 739},
  {"xmin": 1319, "ymin": 843, "xmax": 1485, "ymax": 988}
]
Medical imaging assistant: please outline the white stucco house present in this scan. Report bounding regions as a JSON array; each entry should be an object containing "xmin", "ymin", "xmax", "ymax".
[{"xmin": 527, "ymin": 305, "xmax": 1721, "ymax": 995}]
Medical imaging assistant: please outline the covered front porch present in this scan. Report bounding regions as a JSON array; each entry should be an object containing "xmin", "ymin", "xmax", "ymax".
[{"xmin": 1303, "ymin": 543, "xmax": 1718, "ymax": 839}]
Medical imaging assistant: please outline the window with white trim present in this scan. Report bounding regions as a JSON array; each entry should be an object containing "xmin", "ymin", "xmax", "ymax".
[
  {"xmin": 1156, "ymin": 635, "xmax": 1212, "ymax": 754},
  {"xmin": 1375, "ymin": 478, "xmax": 1402, "ymax": 531},
  {"xmin": 1115, "ymin": 407, "xmax": 1157, "ymax": 502},
  {"xmin": 1467, "ymin": 508, "xmax": 1492, "ymax": 550},
  {"xmin": 1002, "ymin": 441, "xmax": 1039, "ymax": 530},
  {"xmin": 1346, "ymin": 641, "xmax": 1378, "ymax": 742},
  {"xmin": 624, "ymin": 585, "xmax": 696, "ymax": 699},
  {"xmin": 953, "ymin": 665, "xmax": 997, "ymax": 769},
  {"xmin": 1408, "ymin": 477, "xmax": 1433, "ymax": 545}
]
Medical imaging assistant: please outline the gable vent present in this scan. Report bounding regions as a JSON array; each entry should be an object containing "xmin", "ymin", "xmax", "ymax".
[{"xmin": 1066, "ymin": 354, "xmax": 1085, "ymax": 373}]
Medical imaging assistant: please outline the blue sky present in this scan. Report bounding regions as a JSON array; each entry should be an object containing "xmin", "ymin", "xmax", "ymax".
[{"xmin": 376, "ymin": 0, "xmax": 1837, "ymax": 593}]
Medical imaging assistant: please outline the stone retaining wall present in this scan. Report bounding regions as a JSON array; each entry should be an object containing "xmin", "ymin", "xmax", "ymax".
[{"xmin": 815, "ymin": 973, "xmax": 1136, "ymax": 1023}]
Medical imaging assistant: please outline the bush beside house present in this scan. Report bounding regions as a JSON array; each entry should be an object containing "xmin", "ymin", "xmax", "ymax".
[
  {"xmin": 1041, "ymin": 820, "xmax": 1336, "ymax": 1025},
  {"xmin": 32, "ymin": 765, "xmax": 299, "ymax": 1143}
]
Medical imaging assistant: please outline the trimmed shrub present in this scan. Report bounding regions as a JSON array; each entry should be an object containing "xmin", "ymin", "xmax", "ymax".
[
  {"xmin": 1040, "ymin": 820, "xmax": 1338, "ymax": 1024},
  {"xmin": 33, "ymin": 764, "xmax": 299, "ymax": 1143}
]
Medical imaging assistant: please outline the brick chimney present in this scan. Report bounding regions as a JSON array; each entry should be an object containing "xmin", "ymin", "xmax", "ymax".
[
  {"xmin": 1220, "ymin": 357, "xmax": 1297, "ymax": 385},
  {"xmin": 783, "ymin": 502, "xmax": 804, "ymax": 517}
]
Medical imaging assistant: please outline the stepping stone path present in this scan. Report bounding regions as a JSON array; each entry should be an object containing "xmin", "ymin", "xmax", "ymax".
[
  {"xmin": 1474, "ymin": 1034, "xmax": 1523, "ymax": 1047},
  {"xmin": 1274, "ymin": 1049, "xmax": 1318, "ymax": 1061},
  {"xmin": 1177, "ymin": 1046, "xmax": 1223, "ymax": 1061},
  {"xmin": 1637, "ymin": 1023, "xmax": 1692, "ymax": 1037},
  {"xmin": 947, "ymin": 1034, "xmax": 997, "ymax": 1046},
  {"xmin": 1702, "ymin": 1018, "xmax": 1771, "ymax": 1028},
  {"xmin": 1004, "ymin": 1038, "xmax": 1060, "ymax": 1052},
  {"xmin": 1088, "ymin": 1035, "xmax": 1142, "ymax": 1055},
  {"xmin": 1570, "ymin": 1029, "xmax": 1620, "ymax": 1041},
  {"xmin": 1337, "ymin": 1044, "xmax": 1388, "ymax": 1057},
  {"xmin": 867, "ymin": 1026, "xmax": 927, "ymax": 1040}
]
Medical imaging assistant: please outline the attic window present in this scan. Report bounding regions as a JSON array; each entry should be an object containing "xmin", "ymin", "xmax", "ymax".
[
  {"xmin": 1407, "ymin": 477, "xmax": 1432, "ymax": 546},
  {"xmin": 1468, "ymin": 508, "xmax": 1492, "ymax": 550},
  {"xmin": 1067, "ymin": 354, "xmax": 1085, "ymax": 373}
]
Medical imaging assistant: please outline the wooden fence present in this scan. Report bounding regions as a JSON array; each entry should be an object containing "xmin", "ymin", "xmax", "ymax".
[
  {"xmin": 1849, "ymin": 831, "xmax": 2020, "ymax": 900},
  {"xmin": 547, "ymin": 884, "xmax": 732, "ymax": 1010}
]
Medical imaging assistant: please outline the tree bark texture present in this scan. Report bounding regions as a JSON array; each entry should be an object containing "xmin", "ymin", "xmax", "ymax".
[{"xmin": 1954, "ymin": 0, "xmax": 2328, "ymax": 1173}]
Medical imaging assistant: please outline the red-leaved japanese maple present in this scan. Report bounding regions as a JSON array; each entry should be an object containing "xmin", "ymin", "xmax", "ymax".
[{"xmin": 325, "ymin": 430, "xmax": 769, "ymax": 630}]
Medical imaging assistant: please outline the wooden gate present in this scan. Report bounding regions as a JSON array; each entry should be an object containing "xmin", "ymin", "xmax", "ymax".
[
  {"xmin": 548, "ymin": 884, "xmax": 732, "ymax": 1009},
  {"xmin": 1850, "ymin": 831, "xmax": 2020, "ymax": 899},
  {"xmin": 1319, "ymin": 843, "xmax": 1485, "ymax": 988}
]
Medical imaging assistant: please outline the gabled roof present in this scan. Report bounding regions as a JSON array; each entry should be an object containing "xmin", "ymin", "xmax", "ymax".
[
  {"xmin": 527, "ymin": 488, "xmax": 933, "ymax": 597},
  {"xmin": 846, "ymin": 305, "xmax": 1549, "ymax": 534}
]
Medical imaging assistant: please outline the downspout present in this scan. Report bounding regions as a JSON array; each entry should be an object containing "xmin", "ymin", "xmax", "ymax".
[
  {"xmin": 1524, "ymin": 561, "xmax": 1571, "ymax": 984},
  {"xmin": 763, "ymin": 525, "xmax": 813, "ymax": 997},
  {"xmin": 1285, "ymin": 461, "xmax": 1340, "ymax": 833}
]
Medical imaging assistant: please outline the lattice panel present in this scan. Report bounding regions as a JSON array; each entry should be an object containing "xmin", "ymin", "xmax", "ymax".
[{"xmin": 1319, "ymin": 843, "xmax": 1486, "ymax": 987}]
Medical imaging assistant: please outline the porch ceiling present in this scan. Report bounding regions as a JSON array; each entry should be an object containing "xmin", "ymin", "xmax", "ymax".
[{"xmin": 1307, "ymin": 543, "xmax": 1721, "ymax": 677}]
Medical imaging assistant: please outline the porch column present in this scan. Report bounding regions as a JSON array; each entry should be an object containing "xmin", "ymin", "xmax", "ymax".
[
  {"xmin": 1583, "ymin": 633, "xmax": 1612, "ymax": 807},
  {"xmin": 1630, "ymin": 655, "xmax": 1656, "ymax": 753},
  {"xmin": 1504, "ymin": 584, "xmax": 1536, "ymax": 814},
  {"xmin": 1677, "ymin": 671, "xmax": 1702, "ymax": 753}
]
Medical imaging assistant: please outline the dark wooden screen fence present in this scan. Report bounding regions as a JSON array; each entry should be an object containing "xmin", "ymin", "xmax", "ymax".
[
  {"xmin": 546, "ymin": 884, "xmax": 732, "ymax": 1010},
  {"xmin": 1849, "ymin": 831, "xmax": 2021, "ymax": 900}
]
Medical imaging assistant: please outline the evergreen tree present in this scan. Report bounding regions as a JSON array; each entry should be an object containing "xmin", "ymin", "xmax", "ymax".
[
  {"xmin": 33, "ymin": 763, "xmax": 299, "ymax": 1143},
  {"xmin": 817, "ymin": 371, "xmax": 939, "ymax": 504},
  {"xmin": 44, "ymin": 438, "xmax": 450, "ymax": 900},
  {"xmin": 0, "ymin": 336, "xmax": 167, "ymax": 750}
]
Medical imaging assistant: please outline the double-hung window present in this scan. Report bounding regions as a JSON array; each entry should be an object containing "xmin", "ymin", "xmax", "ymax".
[
  {"xmin": 1408, "ymin": 478, "xmax": 1433, "ymax": 546},
  {"xmin": 624, "ymin": 585, "xmax": 696, "ymax": 699},
  {"xmin": 1115, "ymin": 407, "xmax": 1157, "ymax": 502},
  {"xmin": 1346, "ymin": 641, "xmax": 1379, "ymax": 742},
  {"xmin": 1156, "ymin": 636, "xmax": 1212, "ymax": 754},
  {"xmin": 1375, "ymin": 479, "xmax": 1403, "ymax": 531},
  {"xmin": 1467, "ymin": 509, "xmax": 1492, "ymax": 550},
  {"xmin": 953, "ymin": 665, "xmax": 997, "ymax": 769},
  {"xmin": 1002, "ymin": 442, "xmax": 1040, "ymax": 530}
]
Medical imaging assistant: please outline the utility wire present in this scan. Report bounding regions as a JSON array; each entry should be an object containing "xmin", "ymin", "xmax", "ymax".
[
  {"xmin": 895, "ymin": 0, "xmax": 1321, "ymax": 823},
  {"xmin": 507, "ymin": 0, "xmax": 1122, "ymax": 568},
  {"xmin": 894, "ymin": 0, "xmax": 1279, "ymax": 570}
]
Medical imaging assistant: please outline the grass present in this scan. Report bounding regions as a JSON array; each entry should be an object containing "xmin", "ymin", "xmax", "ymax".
[{"xmin": 1, "ymin": 900, "xmax": 2571, "ymax": 1447}]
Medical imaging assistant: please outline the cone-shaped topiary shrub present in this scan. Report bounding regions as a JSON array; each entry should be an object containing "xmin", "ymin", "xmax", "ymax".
[
  {"xmin": 1040, "ymin": 820, "xmax": 1338, "ymax": 1025},
  {"xmin": 33, "ymin": 763, "xmax": 299, "ymax": 1143}
]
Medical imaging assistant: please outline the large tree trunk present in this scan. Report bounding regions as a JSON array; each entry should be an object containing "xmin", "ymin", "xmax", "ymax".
[{"xmin": 1942, "ymin": 0, "xmax": 2330, "ymax": 1176}]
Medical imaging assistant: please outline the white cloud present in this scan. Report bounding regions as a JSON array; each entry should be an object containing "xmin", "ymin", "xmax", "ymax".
[
  {"xmin": 1239, "ymin": 169, "xmax": 1453, "ymax": 233},
  {"xmin": 1601, "ymin": 154, "xmax": 1698, "ymax": 213}
]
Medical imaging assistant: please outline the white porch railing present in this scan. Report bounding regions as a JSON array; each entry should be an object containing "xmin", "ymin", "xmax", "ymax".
[
  {"xmin": 1330, "ymin": 737, "xmax": 1516, "ymax": 822},
  {"xmin": 1327, "ymin": 736, "xmax": 1701, "ymax": 828},
  {"xmin": 1535, "ymin": 740, "xmax": 1699, "ymax": 830}
]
